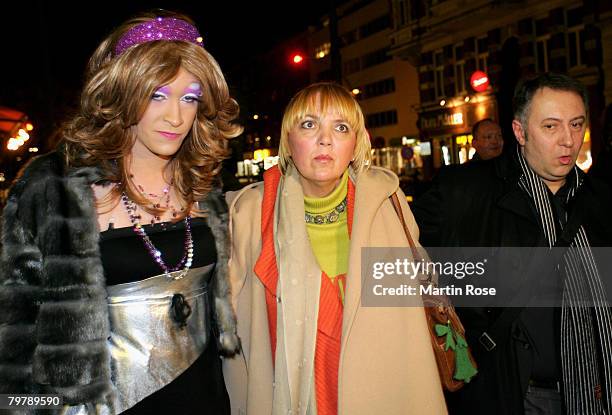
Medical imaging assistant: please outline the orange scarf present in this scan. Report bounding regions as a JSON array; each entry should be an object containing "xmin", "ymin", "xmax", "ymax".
[{"xmin": 253, "ymin": 165, "xmax": 355, "ymax": 415}]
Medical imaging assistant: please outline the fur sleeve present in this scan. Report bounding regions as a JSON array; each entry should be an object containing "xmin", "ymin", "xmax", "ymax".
[
  {"xmin": 0, "ymin": 153, "xmax": 115, "ymax": 413},
  {"xmin": 200, "ymin": 186, "xmax": 240, "ymax": 356},
  {"xmin": 0, "ymin": 175, "xmax": 40, "ymax": 398}
]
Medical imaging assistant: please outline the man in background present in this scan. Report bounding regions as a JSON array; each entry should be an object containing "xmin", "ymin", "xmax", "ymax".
[
  {"xmin": 470, "ymin": 118, "xmax": 503, "ymax": 161},
  {"xmin": 413, "ymin": 73, "xmax": 612, "ymax": 414}
]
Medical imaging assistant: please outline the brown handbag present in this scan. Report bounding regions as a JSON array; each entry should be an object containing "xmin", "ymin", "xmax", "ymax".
[{"xmin": 389, "ymin": 193, "xmax": 478, "ymax": 392}]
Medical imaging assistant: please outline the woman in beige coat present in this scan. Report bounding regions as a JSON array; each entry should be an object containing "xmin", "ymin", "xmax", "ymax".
[{"xmin": 224, "ymin": 83, "xmax": 446, "ymax": 415}]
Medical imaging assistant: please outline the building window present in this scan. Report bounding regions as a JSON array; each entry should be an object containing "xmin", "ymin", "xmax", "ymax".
[
  {"xmin": 360, "ymin": 14, "xmax": 391, "ymax": 39},
  {"xmin": 315, "ymin": 42, "xmax": 331, "ymax": 59},
  {"xmin": 567, "ymin": 27, "xmax": 585, "ymax": 68},
  {"xmin": 454, "ymin": 44, "xmax": 466, "ymax": 95},
  {"xmin": 361, "ymin": 48, "xmax": 392, "ymax": 69},
  {"xmin": 340, "ymin": 30, "xmax": 357, "ymax": 47},
  {"xmin": 535, "ymin": 17, "xmax": 547, "ymax": 37},
  {"xmin": 358, "ymin": 78, "xmax": 396, "ymax": 100},
  {"xmin": 535, "ymin": 36, "xmax": 550, "ymax": 73},
  {"xmin": 533, "ymin": 18, "xmax": 550, "ymax": 73},
  {"xmin": 343, "ymin": 57, "xmax": 361, "ymax": 75},
  {"xmin": 434, "ymin": 50, "xmax": 445, "ymax": 98},
  {"xmin": 396, "ymin": 0, "xmax": 407, "ymax": 27},
  {"xmin": 566, "ymin": 6, "xmax": 584, "ymax": 28},
  {"xmin": 566, "ymin": 7, "xmax": 585, "ymax": 68},
  {"xmin": 476, "ymin": 36, "xmax": 488, "ymax": 72},
  {"xmin": 409, "ymin": 0, "xmax": 426, "ymax": 21},
  {"xmin": 367, "ymin": 110, "xmax": 398, "ymax": 128}
]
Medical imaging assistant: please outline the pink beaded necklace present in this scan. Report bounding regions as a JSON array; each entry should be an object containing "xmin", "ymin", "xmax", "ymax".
[
  {"xmin": 120, "ymin": 189, "xmax": 194, "ymax": 280},
  {"xmin": 131, "ymin": 175, "xmax": 183, "ymax": 223}
]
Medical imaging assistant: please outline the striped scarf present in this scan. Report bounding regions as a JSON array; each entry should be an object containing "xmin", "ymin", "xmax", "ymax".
[{"xmin": 516, "ymin": 147, "xmax": 612, "ymax": 414}]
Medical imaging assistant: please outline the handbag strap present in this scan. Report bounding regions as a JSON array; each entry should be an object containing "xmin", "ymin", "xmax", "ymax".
[
  {"xmin": 389, "ymin": 192, "xmax": 419, "ymax": 259},
  {"xmin": 389, "ymin": 193, "xmax": 437, "ymax": 287}
]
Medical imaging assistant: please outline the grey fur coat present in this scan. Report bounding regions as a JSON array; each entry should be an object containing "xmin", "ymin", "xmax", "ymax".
[{"xmin": 0, "ymin": 151, "xmax": 239, "ymax": 413}]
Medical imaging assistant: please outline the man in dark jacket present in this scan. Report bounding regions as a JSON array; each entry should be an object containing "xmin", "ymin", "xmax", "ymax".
[{"xmin": 413, "ymin": 73, "xmax": 612, "ymax": 414}]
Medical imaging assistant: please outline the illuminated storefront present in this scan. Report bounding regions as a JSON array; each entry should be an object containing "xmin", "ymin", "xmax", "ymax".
[
  {"xmin": 577, "ymin": 128, "xmax": 592, "ymax": 171},
  {"xmin": 236, "ymin": 148, "xmax": 279, "ymax": 183},
  {"xmin": 417, "ymin": 92, "xmax": 498, "ymax": 177},
  {"xmin": 370, "ymin": 135, "xmax": 429, "ymax": 176}
]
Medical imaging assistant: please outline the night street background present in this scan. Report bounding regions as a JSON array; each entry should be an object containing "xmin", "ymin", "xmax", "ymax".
[
  {"xmin": 1, "ymin": 0, "xmax": 332, "ymax": 152},
  {"xmin": 1, "ymin": 0, "xmax": 610, "ymax": 192}
]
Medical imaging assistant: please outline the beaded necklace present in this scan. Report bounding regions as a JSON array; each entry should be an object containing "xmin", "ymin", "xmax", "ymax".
[
  {"xmin": 131, "ymin": 175, "xmax": 182, "ymax": 223},
  {"xmin": 120, "ymin": 191, "xmax": 194, "ymax": 280},
  {"xmin": 304, "ymin": 197, "xmax": 347, "ymax": 224}
]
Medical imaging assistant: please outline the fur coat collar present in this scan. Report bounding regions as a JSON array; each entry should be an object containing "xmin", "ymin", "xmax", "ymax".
[{"xmin": 0, "ymin": 151, "xmax": 238, "ymax": 413}]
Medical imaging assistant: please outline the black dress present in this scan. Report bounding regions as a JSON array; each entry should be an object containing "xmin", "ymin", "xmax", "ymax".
[{"xmin": 99, "ymin": 218, "xmax": 230, "ymax": 414}]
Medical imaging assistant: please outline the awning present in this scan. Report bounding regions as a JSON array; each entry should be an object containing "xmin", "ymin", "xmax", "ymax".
[{"xmin": 0, "ymin": 106, "xmax": 28, "ymax": 137}]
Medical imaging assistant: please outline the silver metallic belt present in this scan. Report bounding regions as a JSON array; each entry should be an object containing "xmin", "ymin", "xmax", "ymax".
[{"xmin": 106, "ymin": 264, "xmax": 215, "ymax": 413}]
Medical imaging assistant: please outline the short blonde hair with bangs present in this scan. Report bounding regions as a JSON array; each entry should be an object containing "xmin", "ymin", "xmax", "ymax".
[{"xmin": 278, "ymin": 82, "xmax": 371, "ymax": 175}]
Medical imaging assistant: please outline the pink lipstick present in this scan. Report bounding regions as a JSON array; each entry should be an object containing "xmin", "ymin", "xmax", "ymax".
[{"xmin": 158, "ymin": 131, "xmax": 181, "ymax": 140}]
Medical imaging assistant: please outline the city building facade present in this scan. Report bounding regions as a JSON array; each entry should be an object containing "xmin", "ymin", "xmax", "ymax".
[
  {"xmin": 225, "ymin": 32, "xmax": 311, "ymax": 184},
  {"xmin": 308, "ymin": 0, "xmax": 422, "ymax": 177},
  {"xmin": 390, "ymin": 0, "xmax": 612, "ymax": 176}
]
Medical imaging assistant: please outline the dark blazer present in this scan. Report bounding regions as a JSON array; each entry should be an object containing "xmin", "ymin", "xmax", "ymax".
[{"xmin": 412, "ymin": 151, "xmax": 612, "ymax": 414}]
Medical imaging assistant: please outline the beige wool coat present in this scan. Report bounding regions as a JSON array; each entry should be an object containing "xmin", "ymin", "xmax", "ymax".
[{"xmin": 224, "ymin": 164, "xmax": 447, "ymax": 415}]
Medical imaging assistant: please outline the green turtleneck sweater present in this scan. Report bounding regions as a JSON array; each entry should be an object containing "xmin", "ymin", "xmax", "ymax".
[{"xmin": 304, "ymin": 171, "xmax": 350, "ymax": 289}]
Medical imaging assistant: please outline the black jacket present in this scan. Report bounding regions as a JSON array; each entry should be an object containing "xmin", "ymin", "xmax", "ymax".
[
  {"xmin": 0, "ymin": 151, "xmax": 239, "ymax": 413},
  {"xmin": 412, "ymin": 151, "xmax": 612, "ymax": 414}
]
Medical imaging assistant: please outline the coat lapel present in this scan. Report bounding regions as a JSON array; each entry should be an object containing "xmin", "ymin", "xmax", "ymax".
[
  {"xmin": 275, "ymin": 166, "xmax": 322, "ymax": 413},
  {"xmin": 494, "ymin": 155, "xmax": 540, "ymax": 226},
  {"xmin": 496, "ymin": 188, "xmax": 538, "ymax": 224},
  {"xmin": 274, "ymin": 165, "xmax": 401, "ymax": 413},
  {"xmin": 341, "ymin": 168, "xmax": 398, "ymax": 349}
]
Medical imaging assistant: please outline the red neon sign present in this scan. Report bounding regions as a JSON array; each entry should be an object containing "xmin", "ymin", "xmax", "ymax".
[{"xmin": 470, "ymin": 71, "xmax": 489, "ymax": 92}]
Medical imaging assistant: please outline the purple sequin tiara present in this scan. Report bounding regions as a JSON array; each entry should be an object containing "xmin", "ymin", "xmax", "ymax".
[{"xmin": 114, "ymin": 17, "xmax": 203, "ymax": 56}]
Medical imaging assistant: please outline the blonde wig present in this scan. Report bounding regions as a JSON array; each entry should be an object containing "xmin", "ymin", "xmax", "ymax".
[
  {"xmin": 278, "ymin": 82, "xmax": 371, "ymax": 176},
  {"xmin": 62, "ymin": 10, "xmax": 242, "ymax": 217}
]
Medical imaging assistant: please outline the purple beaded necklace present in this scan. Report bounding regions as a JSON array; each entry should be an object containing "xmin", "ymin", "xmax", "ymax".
[{"xmin": 120, "ymin": 191, "xmax": 194, "ymax": 280}]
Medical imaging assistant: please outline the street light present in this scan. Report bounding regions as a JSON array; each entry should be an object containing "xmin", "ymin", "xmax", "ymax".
[
  {"xmin": 7, "ymin": 128, "xmax": 30, "ymax": 151},
  {"xmin": 0, "ymin": 107, "xmax": 34, "ymax": 151}
]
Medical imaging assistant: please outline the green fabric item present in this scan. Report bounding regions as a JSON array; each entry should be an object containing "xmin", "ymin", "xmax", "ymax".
[{"xmin": 434, "ymin": 321, "xmax": 478, "ymax": 383}]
